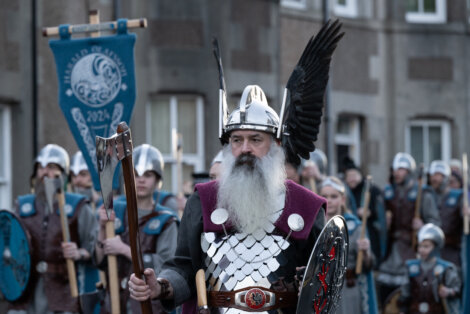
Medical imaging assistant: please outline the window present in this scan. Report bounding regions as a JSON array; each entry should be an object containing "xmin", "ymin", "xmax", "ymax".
[
  {"xmin": 280, "ymin": 0, "xmax": 307, "ymax": 10},
  {"xmin": 335, "ymin": 115, "xmax": 361, "ymax": 173},
  {"xmin": 147, "ymin": 95, "xmax": 205, "ymax": 194},
  {"xmin": 334, "ymin": 0, "xmax": 358, "ymax": 18},
  {"xmin": 405, "ymin": 119, "xmax": 450, "ymax": 166},
  {"xmin": 406, "ymin": 0, "xmax": 446, "ymax": 23},
  {"xmin": 0, "ymin": 105, "xmax": 12, "ymax": 210}
]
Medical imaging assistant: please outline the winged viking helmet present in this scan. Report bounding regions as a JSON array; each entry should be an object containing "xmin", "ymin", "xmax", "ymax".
[{"xmin": 214, "ymin": 20, "xmax": 344, "ymax": 165}]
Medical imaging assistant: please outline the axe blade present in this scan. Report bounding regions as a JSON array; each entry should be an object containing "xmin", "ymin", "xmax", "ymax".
[
  {"xmin": 96, "ymin": 135, "xmax": 119, "ymax": 219},
  {"xmin": 43, "ymin": 176, "xmax": 62, "ymax": 215}
]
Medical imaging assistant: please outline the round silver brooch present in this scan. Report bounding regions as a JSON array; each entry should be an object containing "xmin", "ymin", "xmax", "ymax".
[
  {"xmin": 287, "ymin": 214, "xmax": 304, "ymax": 232},
  {"xmin": 211, "ymin": 208, "xmax": 229, "ymax": 225}
]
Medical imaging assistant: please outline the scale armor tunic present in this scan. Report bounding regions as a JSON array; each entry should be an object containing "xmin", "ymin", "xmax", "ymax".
[{"xmin": 160, "ymin": 180, "xmax": 326, "ymax": 314}]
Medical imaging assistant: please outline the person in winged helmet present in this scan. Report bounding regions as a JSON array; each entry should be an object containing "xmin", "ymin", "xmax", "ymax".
[{"xmin": 127, "ymin": 20, "xmax": 344, "ymax": 313}]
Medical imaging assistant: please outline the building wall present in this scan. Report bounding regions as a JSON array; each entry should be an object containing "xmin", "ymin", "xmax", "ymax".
[{"xmin": 1, "ymin": 0, "xmax": 470, "ymax": 201}]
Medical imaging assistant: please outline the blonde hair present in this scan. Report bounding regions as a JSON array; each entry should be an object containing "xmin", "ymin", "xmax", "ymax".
[{"xmin": 320, "ymin": 176, "xmax": 352, "ymax": 215}]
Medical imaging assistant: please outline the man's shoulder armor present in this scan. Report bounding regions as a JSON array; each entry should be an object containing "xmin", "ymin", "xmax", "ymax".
[
  {"xmin": 18, "ymin": 194, "xmax": 36, "ymax": 217},
  {"xmin": 406, "ymin": 259, "xmax": 421, "ymax": 277},
  {"xmin": 144, "ymin": 211, "xmax": 177, "ymax": 235},
  {"xmin": 113, "ymin": 200, "xmax": 127, "ymax": 234},
  {"xmin": 154, "ymin": 203, "xmax": 179, "ymax": 221},
  {"xmin": 436, "ymin": 258, "xmax": 453, "ymax": 270},
  {"xmin": 154, "ymin": 190, "xmax": 175, "ymax": 206},
  {"xmin": 445, "ymin": 189, "xmax": 463, "ymax": 207},
  {"xmin": 62, "ymin": 192, "xmax": 87, "ymax": 217},
  {"xmin": 344, "ymin": 213, "xmax": 361, "ymax": 234},
  {"xmin": 384, "ymin": 184, "xmax": 394, "ymax": 200}
]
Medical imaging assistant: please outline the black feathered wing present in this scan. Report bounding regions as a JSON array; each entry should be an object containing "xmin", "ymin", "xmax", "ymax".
[{"xmin": 279, "ymin": 19, "xmax": 344, "ymax": 165}]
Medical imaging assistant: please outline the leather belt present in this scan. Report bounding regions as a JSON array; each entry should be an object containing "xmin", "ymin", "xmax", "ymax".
[
  {"xmin": 208, "ymin": 286, "xmax": 297, "ymax": 312},
  {"xmin": 36, "ymin": 261, "xmax": 65, "ymax": 274}
]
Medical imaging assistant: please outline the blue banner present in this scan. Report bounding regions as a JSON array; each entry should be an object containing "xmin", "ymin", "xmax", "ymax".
[{"xmin": 49, "ymin": 19, "xmax": 136, "ymax": 191}]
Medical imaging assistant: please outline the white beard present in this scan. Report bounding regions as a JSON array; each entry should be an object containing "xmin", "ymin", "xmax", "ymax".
[{"xmin": 217, "ymin": 142, "xmax": 287, "ymax": 234}]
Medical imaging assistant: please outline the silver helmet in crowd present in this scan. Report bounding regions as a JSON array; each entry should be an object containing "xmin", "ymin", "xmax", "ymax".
[
  {"xmin": 70, "ymin": 151, "xmax": 88, "ymax": 176},
  {"xmin": 418, "ymin": 223, "xmax": 445, "ymax": 249},
  {"xmin": 428, "ymin": 160, "xmax": 451, "ymax": 178},
  {"xmin": 392, "ymin": 152, "xmax": 416, "ymax": 172},
  {"xmin": 133, "ymin": 144, "xmax": 164, "ymax": 179},
  {"xmin": 35, "ymin": 144, "xmax": 70, "ymax": 175}
]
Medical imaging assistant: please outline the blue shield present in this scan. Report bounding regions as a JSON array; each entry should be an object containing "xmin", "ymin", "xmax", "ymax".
[
  {"xmin": 0, "ymin": 210, "xmax": 32, "ymax": 301},
  {"xmin": 49, "ymin": 20, "xmax": 136, "ymax": 190}
]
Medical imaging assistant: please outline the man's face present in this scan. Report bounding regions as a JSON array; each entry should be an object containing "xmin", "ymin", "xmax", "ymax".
[
  {"xmin": 345, "ymin": 169, "xmax": 362, "ymax": 189},
  {"xmin": 71, "ymin": 170, "xmax": 92, "ymax": 189},
  {"xmin": 430, "ymin": 173, "xmax": 445, "ymax": 190},
  {"xmin": 418, "ymin": 239, "xmax": 435, "ymax": 260},
  {"xmin": 393, "ymin": 168, "xmax": 409, "ymax": 184},
  {"xmin": 320, "ymin": 185, "xmax": 345, "ymax": 218},
  {"xmin": 230, "ymin": 130, "xmax": 273, "ymax": 159},
  {"xmin": 135, "ymin": 170, "xmax": 159, "ymax": 198},
  {"xmin": 209, "ymin": 162, "xmax": 222, "ymax": 181},
  {"xmin": 36, "ymin": 163, "xmax": 62, "ymax": 180},
  {"xmin": 448, "ymin": 174, "xmax": 462, "ymax": 189}
]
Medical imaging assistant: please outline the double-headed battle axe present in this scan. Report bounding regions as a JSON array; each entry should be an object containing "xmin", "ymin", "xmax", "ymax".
[
  {"xmin": 96, "ymin": 122, "xmax": 153, "ymax": 314},
  {"xmin": 44, "ymin": 175, "xmax": 79, "ymax": 298}
]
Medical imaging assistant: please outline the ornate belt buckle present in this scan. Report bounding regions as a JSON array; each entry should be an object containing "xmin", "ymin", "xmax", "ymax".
[
  {"xmin": 36, "ymin": 261, "xmax": 47, "ymax": 273},
  {"xmin": 235, "ymin": 287, "xmax": 275, "ymax": 310}
]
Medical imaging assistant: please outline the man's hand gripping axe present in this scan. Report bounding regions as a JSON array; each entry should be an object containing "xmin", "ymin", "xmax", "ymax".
[{"xmin": 96, "ymin": 122, "xmax": 153, "ymax": 314}]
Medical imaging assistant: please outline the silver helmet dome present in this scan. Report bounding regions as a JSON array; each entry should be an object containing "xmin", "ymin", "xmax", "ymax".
[
  {"xmin": 392, "ymin": 152, "xmax": 416, "ymax": 172},
  {"xmin": 223, "ymin": 85, "xmax": 279, "ymax": 139},
  {"xmin": 418, "ymin": 223, "xmax": 445, "ymax": 249},
  {"xmin": 70, "ymin": 151, "xmax": 88, "ymax": 176},
  {"xmin": 35, "ymin": 144, "xmax": 70, "ymax": 175},
  {"xmin": 428, "ymin": 160, "xmax": 451, "ymax": 178},
  {"xmin": 133, "ymin": 144, "xmax": 164, "ymax": 179}
]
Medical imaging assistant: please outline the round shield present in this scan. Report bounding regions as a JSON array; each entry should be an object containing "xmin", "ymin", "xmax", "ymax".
[
  {"xmin": 296, "ymin": 215, "xmax": 348, "ymax": 314},
  {"xmin": 0, "ymin": 209, "xmax": 32, "ymax": 301}
]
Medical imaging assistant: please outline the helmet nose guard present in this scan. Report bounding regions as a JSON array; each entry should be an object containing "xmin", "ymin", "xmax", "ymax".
[
  {"xmin": 222, "ymin": 85, "xmax": 280, "ymax": 141},
  {"xmin": 133, "ymin": 144, "xmax": 164, "ymax": 179}
]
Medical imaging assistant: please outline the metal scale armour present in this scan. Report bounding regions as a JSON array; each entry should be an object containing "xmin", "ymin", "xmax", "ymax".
[{"xmin": 201, "ymin": 207, "xmax": 293, "ymax": 313}]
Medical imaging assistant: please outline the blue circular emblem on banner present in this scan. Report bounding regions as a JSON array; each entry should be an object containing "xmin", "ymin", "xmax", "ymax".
[{"xmin": 71, "ymin": 53, "xmax": 122, "ymax": 107}]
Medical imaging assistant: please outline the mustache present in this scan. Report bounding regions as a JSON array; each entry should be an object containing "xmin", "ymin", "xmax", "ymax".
[{"xmin": 234, "ymin": 153, "xmax": 257, "ymax": 169}]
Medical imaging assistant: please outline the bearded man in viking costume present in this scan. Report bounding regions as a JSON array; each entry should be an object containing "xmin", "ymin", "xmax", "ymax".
[{"xmin": 127, "ymin": 20, "xmax": 344, "ymax": 313}]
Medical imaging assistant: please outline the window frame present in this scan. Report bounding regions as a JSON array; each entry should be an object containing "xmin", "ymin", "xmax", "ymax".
[
  {"xmin": 334, "ymin": 115, "xmax": 361, "ymax": 172},
  {"xmin": 333, "ymin": 0, "xmax": 358, "ymax": 18},
  {"xmin": 405, "ymin": 119, "xmax": 451, "ymax": 166},
  {"xmin": 405, "ymin": 0, "xmax": 447, "ymax": 24},
  {"xmin": 0, "ymin": 105, "xmax": 12, "ymax": 210},
  {"xmin": 146, "ymin": 95, "xmax": 205, "ymax": 194},
  {"xmin": 280, "ymin": 0, "xmax": 307, "ymax": 10}
]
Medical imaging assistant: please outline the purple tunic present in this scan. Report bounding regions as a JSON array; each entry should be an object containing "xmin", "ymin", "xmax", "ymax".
[{"xmin": 195, "ymin": 179, "xmax": 326, "ymax": 241}]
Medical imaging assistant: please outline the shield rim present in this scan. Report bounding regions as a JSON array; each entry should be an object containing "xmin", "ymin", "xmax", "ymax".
[
  {"xmin": 0, "ymin": 209, "xmax": 32, "ymax": 301},
  {"xmin": 296, "ymin": 215, "xmax": 349, "ymax": 314}
]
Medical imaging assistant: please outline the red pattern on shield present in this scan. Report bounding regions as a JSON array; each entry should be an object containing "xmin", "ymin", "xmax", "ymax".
[{"xmin": 313, "ymin": 245, "xmax": 337, "ymax": 313}]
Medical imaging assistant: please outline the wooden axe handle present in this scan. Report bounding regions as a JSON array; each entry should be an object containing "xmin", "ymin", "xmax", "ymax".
[
  {"xmin": 57, "ymin": 190, "xmax": 78, "ymax": 298},
  {"xmin": 106, "ymin": 221, "xmax": 120, "ymax": 314}
]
